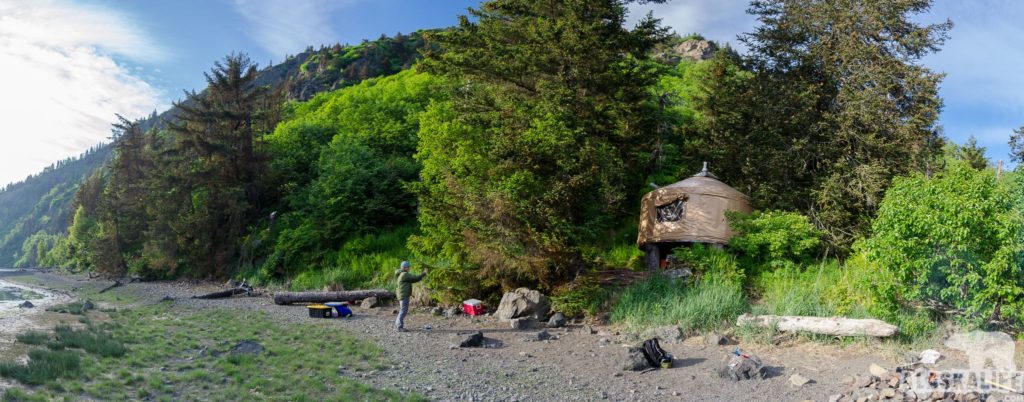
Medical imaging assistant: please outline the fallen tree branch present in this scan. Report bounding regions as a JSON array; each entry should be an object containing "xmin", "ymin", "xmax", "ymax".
[
  {"xmin": 192, "ymin": 279, "xmax": 254, "ymax": 299},
  {"xmin": 736, "ymin": 314, "xmax": 898, "ymax": 337},
  {"xmin": 193, "ymin": 288, "xmax": 248, "ymax": 299},
  {"xmin": 273, "ymin": 289, "xmax": 395, "ymax": 305}
]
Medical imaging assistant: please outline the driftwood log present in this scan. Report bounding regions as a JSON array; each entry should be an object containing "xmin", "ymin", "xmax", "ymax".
[
  {"xmin": 193, "ymin": 288, "xmax": 248, "ymax": 299},
  {"xmin": 273, "ymin": 289, "xmax": 395, "ymax": 305},
  {"xmin": 192, "ymin": 279, "xmax": 254, "ymax": 299},
  {"xmin": 736, "ymin": 314, "xmax": 898, "ymax": 337}
]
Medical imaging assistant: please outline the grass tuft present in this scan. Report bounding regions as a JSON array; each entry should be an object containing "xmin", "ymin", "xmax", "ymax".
[
  {"xmin": 52, "ymin": 324, "xmax": 127, "ymax": 358},
  {"xmin": 15, "ymin": 331, "xmax": 50, "ymax": 345},
  {"xmin": 611, "ymin": 276, "xmax": 748, "ymax": 333},
  {"xmin": 0, "ymin": 349, "xmax": 81, "ymax": 385}
]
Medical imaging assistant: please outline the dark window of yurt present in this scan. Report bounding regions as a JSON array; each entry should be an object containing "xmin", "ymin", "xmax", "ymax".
[{"xmin": 656, "ymin": 198, "xmax": 686, "ymax": 222}]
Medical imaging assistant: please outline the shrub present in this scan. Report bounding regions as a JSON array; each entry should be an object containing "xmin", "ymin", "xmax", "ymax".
[
  {"xmin": 611, "ymin": 276, "xmax": 747, "ymax": 333},
  {"xmin": 550, "ymin": 278, "xmax": 613, "ymax": 318},
  {"xmin": 861, "ymin": 161, "xmax": 1024, "ymax": 327},
  {"xmin": 673, "ymin": 243, "xmax": 744, "ymax": 285},
  {"xmin": 727, "ymin": 210, "xmax": 823, "ymax": 275}
]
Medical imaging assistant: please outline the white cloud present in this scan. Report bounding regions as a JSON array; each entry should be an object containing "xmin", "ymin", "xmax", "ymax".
[
  {"xmin": 0, "ymin": 0, "xmax": 166, "ymax": 187},
  {"xmin": 232, "ymin": 0, "xmax": 353, "ymax": 57},
  {"xmin": 628, "ymin": 0, "xmax": 755, "ymax": 49}
]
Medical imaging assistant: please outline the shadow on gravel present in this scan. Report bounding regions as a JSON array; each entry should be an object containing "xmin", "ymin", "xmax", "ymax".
[
  {"xmin": 407, "ymin": 328, "xmax": 524, "ymax": 334},
  {"xmin": 762, "ymin": 365, "xmax": 786, "ymax": 379},
  {"xmin": 673, "ymin": 357, "xmax": 706, "ymax": 368}
]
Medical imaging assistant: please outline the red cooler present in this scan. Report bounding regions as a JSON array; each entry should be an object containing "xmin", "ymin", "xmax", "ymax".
[{"xmin": 462, "ymin": 299, "xmax": 484, "ymax": 316}]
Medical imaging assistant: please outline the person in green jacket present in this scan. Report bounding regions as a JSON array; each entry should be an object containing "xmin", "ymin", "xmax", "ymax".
[{"xmin": 394, "ymin": 260, "xmax": 427, "ymax": 332}]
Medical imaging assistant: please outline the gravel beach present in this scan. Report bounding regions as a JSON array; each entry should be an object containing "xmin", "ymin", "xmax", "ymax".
[{"xmin": 1, "ymin": 270, "xmax": 974, "ymax": 402}]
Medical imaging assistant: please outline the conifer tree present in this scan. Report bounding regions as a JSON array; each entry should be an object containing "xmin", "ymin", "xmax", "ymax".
[{"xmin": 414, "ymin": 0, "xmax": 669, "ymax": 291}]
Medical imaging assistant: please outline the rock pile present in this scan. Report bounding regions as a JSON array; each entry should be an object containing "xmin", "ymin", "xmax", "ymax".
[{"xmin": 831, "ymin": 364, "xmax": 995, "ymax": 402}]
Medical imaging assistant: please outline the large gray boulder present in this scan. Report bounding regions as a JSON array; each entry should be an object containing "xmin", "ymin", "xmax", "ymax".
[{"xmin": 495, "ymin": 288, "xmax": 550, "ymax": 321}]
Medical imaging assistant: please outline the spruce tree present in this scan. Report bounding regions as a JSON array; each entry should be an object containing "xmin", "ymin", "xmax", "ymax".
[
  {"xmin": 414, "ymin": 0, "xmax": 669, "ymax": 292},
  {"xmin": 697, "ymin": 0, "xmax": 951, "ymax": 249}
]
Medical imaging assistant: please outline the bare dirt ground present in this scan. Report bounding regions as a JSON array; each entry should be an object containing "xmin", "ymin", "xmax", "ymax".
[{"xmin": 2, "ymin": 270, "xmax": 989, "ymax": 402}]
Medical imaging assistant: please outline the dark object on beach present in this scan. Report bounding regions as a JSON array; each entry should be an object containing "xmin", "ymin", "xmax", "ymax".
[
  {"xmin": 193, "ymin": 279, "xmax": 253, "ymax": 299},
  {"xmin": 231, "ymin": 340, "xmax": 264, "ymax": 355},
  {"xmin": 459, "ymin": 331, "xmax": 485, "ymax": 348},
  {"xmin": 307, "ymin": 304, "xmax": 333, "ymax": 318},
  {"xmin": 720, "ymin": 349, "xmax": 764, "ymax": 381},
  {"xmin": 273, "ymin": 289, "xmax": 395, "ymax": 305},
  {"xmin": 98, "ymin": 280, "xmax": 123, "ymax": 294},
  {"xmin": 18, "ymin": 301, "xmax": 34, "ymax": 308},
  {"xmin": 641, "ymin": 338, "xmax": 673, "ymax": 369},
  {"xmin": 548, "ymin": 312, "xmax": 567, "ymax": 328}
]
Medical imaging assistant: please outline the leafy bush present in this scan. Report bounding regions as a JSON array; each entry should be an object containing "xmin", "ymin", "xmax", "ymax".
[
  {"xmin": 550, "ymin": 278, "xmax": 613, "ymax": 318},
  {"xmin": 673, "ymin": 243, "xmax": 744, "ymax": 285},
  {"xmin": 862, "ymin": 161, "xmax": 1024, "ymax": 327},
  {"xmin": 611, "ymin": 276, "xmax": 747, "ymax": 333},
  {"xmin": 728, "ymin": 210, "xmax": 823, "ymax": 274}
]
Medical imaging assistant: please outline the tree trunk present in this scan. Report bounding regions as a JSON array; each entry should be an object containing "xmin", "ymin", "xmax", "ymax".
[
  {"xmin": 273, "ymin": 289, "xmax": 395, "ymax": 305},
  {"xmin": 736, "ymin": 314, "xmax": 898, "ymax": 337},
  {"xmin": 644, "ymin": 244, "xmax": 660, "ymax": 271}
]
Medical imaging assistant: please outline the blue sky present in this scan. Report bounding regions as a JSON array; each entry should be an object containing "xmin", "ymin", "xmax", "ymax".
[{"xmin": 0, "ymin": 0, "xmax": 1020, "ymax": 186}]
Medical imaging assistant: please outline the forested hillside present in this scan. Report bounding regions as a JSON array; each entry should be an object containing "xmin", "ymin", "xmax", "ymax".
[
  {"xmin": 10, "ymin": 0, "xmax": 1024, "ymax": 335},
  {"xmin": 0, "ymin": 32, "xmax": 431, "ymax": 267},
  {"xmin": 0, "ymin": 146, "xmax": 113, "ymax": 267}
]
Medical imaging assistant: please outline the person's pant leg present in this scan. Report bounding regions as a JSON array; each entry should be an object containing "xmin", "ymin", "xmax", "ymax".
[{"xmin": 395, "ymin": 298, "xmax": 409, "ymax": 329}]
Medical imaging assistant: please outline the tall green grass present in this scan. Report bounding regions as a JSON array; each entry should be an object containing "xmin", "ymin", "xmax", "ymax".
[
  {"xmin": 751, "ymin": 259, "xmax": 937, "ymax": 342},
  {"xmin": 288, "ymin": 226, "xmax": 414, "ymax": 291},
  {"xmin": 611, "ymin": 276, "xmax": 748, "ymax": 333},
  {"xmin": 53, "ymin": 324, "xmax": 127, "ymax": 358},
  {"xmin": 15, "ymin": 331, "xmax": 49, "ymax": 345},
  {"xmin": 0, "ymin": 349, "xmax": 81, "ymax": 385}
]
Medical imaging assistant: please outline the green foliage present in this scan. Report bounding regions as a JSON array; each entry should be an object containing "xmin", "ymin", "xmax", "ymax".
[
  {"xmin": 550, "ymin": 278, "xmax": 613, "ymax": 318},
  {"xmin": 259, "ymin": 70, "xmax": 437, "ymax": 280},
  {"xmin": 862, "ymin": 160, "xmax": 1024, "ymax": 327},
  {"xmin": 692, "ymin": 0, "xmax": 949, "ymax": 250},
  {"xmin": 282, "ymin": 225, "xmax": 416, "ymax": 291},
  {"xmin": 727, "ymin": 210, "xmax": 823, "ymax": 276},
  {"xmin": 950, "ymin": 135, "xmax": 990, "ymax": 170},
  {"xmin": 673, "ymin": 244, "xmax": 744, "ymax": 285},
  {"xmin": 611, "ymin": 276, "xmax": 748, "ymax": 333},
  {"xmin": 0, "ymin": 145, "xmax": 112, "ymax": 267},
  {"xmin": 413, "ymin": 0, "xmax": 671, "ymax": 293}
]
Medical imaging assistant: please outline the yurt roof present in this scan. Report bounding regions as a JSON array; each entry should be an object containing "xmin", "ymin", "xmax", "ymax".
[{"xmin": 656, "ymin": 163, "xmax": 748, "ymax": 200}]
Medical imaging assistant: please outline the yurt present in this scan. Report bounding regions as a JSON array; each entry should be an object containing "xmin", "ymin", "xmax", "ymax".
[{"xmin": 636, "ymin": 163, "xmax": 751, "ymax": 270}]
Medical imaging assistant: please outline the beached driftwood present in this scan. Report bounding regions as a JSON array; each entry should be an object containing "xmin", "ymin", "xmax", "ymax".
[
  {"xmin": 273, "ymin": 289, "xmax": 395, "ymax": 305},
  {"xmin": 193, "ymin": 288, "xmax": 249, "ymax": 299},
  {"xmin": 192, "ymin": 279, "xmax": 254, "ymax": 299},
  {"xmin": 736, "ymin": 314, "xmax": 898, "ymax": 337}
]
